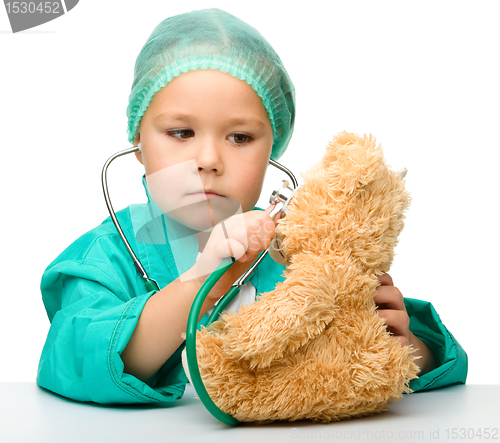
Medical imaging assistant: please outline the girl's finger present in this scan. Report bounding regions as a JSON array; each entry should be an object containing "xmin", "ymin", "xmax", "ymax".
[
  {"xmin": 377, "ymin": 273, "xmax": 393, "ymax": 286},
  {"xmin": 374, "ymin": 286, "xmax": 406, "ymax": 311},
  {"xmin": 265, "ymin": 203, "xmax": 282, "ymax": 224},
  {"xmin": 376, "ymin": 309, "xmax": 410, "ymax": 338}
]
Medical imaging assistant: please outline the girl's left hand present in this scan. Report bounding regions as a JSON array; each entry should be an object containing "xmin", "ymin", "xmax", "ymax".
[
  {"xmin": 374, "ymin": 273, "xmax": 411, "ymax": 347},
  {"xmin": 374, "ymin": 273, "xmax": 438, "ymax": 375}
]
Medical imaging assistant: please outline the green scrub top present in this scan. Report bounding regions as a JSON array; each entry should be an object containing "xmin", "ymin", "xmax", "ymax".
[{"xmin": 37, "ymin": 178, "xmax": 467, "ymax": 404}]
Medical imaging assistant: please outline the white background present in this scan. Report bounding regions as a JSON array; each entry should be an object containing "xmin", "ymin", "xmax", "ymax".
[{"xmin": 0, "ymin": 1, "xmax": 498, "ymax": 383}]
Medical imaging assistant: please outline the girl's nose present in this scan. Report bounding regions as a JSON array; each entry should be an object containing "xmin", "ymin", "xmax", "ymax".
[{"xmin": 195, "ymin": 138, "xmax": 223, "ymax": 174}]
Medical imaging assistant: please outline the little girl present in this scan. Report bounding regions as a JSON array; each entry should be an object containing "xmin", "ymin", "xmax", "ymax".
[{"xmin": 37, "ymin": 8, "xmax": 467, "ymax": 404}]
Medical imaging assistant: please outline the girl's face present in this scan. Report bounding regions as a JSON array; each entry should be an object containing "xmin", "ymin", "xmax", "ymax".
[{"xmin": 134, "ymin": 68, "xmax": 273, "ymax": 231}]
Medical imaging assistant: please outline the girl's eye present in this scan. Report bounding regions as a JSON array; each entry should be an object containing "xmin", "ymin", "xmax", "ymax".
[
  {"xmin": 229, "ymin": 133, "xmax": 253, "ymax": 146},
  {"xmin": 167, "ymin": 130, "xmax": 253, "ymax": 146},
  {"xmin": 167, "ymin": 129, "xmax": 194, "ymax": 140}
]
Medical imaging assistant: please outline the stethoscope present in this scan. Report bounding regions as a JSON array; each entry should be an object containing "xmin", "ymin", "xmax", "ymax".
[{"xmin": 102, "ymin": 145, "xmax": 299, "ymax": 425}]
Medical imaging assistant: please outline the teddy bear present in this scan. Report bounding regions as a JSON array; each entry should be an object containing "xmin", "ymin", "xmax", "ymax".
[{"xmin": 187, "ymin": 131, "xmax": 420, "ymax": 423}]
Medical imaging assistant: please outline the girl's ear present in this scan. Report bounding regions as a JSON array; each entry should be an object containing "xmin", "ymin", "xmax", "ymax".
[
  {"xmin": 135, "ymin": 150, "xmax": 144, "ymax": 164},
  {"xmin": 134, "ymin": 134, "xmax": 143, "ymax": 164}
]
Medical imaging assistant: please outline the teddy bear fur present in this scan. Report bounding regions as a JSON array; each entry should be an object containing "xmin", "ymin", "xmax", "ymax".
[{"xmin": 194, "ymin": 131, "xmax": 420, "ymax": 423}]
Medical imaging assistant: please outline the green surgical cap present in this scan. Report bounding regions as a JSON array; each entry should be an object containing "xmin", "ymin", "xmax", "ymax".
[{"xmin": 126, "ymin": 8, "xmax": 295, "ymax": 161}]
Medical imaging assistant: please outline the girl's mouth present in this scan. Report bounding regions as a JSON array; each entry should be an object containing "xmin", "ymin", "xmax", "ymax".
[{"xmin": 188, "ymin": 191, "xmax": 224, "ymax": 198}]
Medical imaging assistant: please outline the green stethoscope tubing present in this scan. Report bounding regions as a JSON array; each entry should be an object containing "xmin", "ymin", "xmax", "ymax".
[{"xmin": 185, "ymin": 256, "xmax": 241, "ymax": 426}]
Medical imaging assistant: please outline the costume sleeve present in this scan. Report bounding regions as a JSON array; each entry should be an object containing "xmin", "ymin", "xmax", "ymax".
[
  {"xmin": 37, "ymin": 240, "xmax": 189, "ymax": 404},
  {"xmin": 404, "ymin": 297, "xmax": 468, "ymax": 392}
]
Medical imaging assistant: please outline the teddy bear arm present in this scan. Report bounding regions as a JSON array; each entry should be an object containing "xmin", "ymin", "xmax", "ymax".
[{"xmin": 215, "ymin": 278, "xmax": 338, "ymax": 368}]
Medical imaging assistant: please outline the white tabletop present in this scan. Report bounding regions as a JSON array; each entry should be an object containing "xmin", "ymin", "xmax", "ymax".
[{"xmin": 0, "ymin": 383, "xmax": 498, "ymax": 443}]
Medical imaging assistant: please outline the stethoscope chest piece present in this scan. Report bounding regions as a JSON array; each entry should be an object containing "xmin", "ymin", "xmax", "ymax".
[{"xmin": 269, "ymin": 179, "xmax": 299, "ymax": 219}]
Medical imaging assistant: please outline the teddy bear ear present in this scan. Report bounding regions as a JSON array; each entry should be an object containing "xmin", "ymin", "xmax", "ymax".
[
  {"xmin": 397, "ymin": 168, "xmax": 408, "ymax": 179},
  {"xmin": 321, "ymin": 132, "xmax": 385, "ymax": 195}
]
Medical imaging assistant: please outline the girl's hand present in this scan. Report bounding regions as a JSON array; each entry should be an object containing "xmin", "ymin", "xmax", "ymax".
[
  {"xmin": 190, "ymin": 204, "xmax": 280, "ymax": 301},
  {"xmin": 374, "ymin": 273, "xmax": 411, "ymax": 347},
  {"xmin": 375, "ymin": 273, "xmax": 437, "ymax": 375}
]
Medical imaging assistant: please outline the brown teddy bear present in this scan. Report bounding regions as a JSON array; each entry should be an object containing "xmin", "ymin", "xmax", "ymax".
[{"xmin": 188, "ymin": 131, "xmax": 420, "ymax": 423}]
